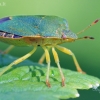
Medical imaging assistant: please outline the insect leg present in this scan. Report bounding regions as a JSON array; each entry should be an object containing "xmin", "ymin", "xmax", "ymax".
[
  {"xmin": 55, "ymin": 45, "xmax": 85, "ymax": 73},
  {"xmin": 42, "ymin": 46, "xmax": 51, "ymax": 87},
  {"xmin": 52, "ymin": 47, "xmax": 65, "ymax": 86},
  {"xmin": 3, "ymin": 45, "xmax": 14, "ymax": 54},
  {"xmin": 38, "ymin": 52, "xmax": 46, "ymax": 64},
  {"xmin": 38, "ymin": 47, "xmax": 51, "ymax": 64},
  {"xmin": 0, "ymin": 46, "xmax": 37, "ymax": 76}
]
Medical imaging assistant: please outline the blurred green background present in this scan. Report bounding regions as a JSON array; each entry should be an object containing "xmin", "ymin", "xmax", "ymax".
[{"xmin": 0, "ymin": 0, "xmax": 100, "ymax": 100}]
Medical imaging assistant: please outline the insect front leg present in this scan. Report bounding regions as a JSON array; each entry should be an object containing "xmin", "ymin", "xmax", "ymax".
[
  {"xmin": 52, "ymin": 47, "xmax": 65, "ymax": 86},
  {"xmin": 55, "ymin": 45, "xmax": 85, "ymax": 73},
  {"xmin": 0, "ymin": 46, "xmax": 37, "ymax": 76},
  {"xmin": 42, "ymin": 46, "xmax": 51, "ymax": 87}
]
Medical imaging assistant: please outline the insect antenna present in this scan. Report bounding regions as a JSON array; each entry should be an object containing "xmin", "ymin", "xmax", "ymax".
[
  {"xmin": 76, "ymin": 36, "xmax": 94, "ymax": 40},
  {"xmin": 77, "ymin": 19, "xmax": 100, "ymax": 35}
]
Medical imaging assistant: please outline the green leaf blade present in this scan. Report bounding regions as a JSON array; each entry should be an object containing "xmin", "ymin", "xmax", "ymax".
[{"xmin": 0, "ymin": 54, "xmax": 100, "ymax": 100}]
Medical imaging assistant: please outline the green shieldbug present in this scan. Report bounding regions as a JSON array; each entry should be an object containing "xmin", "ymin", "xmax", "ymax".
[{"xmin": 0, "ymin": 15, "xmax": 99, "ymax": 87}]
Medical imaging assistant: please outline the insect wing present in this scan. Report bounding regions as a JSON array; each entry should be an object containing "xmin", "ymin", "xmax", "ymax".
[
  {"xmin": 0, "ymin": 16, "xmax": 42, "ymax": 36},
  {"xmin": 0, "ymin": 15, "xmax": 71, "ymax": 38}
]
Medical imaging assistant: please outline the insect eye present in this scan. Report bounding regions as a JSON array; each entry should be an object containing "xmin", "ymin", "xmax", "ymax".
[{"xmin": 61, "ymin": 33, "xmax": 67, "ymax": 39}]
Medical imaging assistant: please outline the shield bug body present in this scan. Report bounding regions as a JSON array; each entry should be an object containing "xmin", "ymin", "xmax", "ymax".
[{"xmin": 0, "ymin": 15, "xmax": 99, "ymax": 87}]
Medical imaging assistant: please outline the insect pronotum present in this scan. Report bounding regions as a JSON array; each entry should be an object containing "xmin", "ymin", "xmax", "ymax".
[{"xmin": 0, "ymin": 15, "xmax": 99, "ymax": 87}]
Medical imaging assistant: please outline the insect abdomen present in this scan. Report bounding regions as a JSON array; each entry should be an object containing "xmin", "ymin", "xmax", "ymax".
[{"xmin": 0, "ymin": 31, "xmax": 22, "ymax": 38}]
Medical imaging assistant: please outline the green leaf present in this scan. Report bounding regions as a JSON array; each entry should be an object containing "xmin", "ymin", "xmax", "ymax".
[{"xmin": 0, "ymin": 54, "xmax": 100, "ymax": 100}]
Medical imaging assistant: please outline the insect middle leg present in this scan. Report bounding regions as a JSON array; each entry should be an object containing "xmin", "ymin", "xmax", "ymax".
[
  {"xmin": 52, "ymin": 47, "xmax": 65, "ymax": 86},
  {"xmin": 55, "ymin": 45, "xmax": 85, "ymax": 73},
  {"xmin": 0, "ymin": 46, "xmax": 37, "ymax": 76}
]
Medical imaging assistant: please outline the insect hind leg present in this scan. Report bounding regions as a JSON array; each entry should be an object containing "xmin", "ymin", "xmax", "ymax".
[{"xmin": 55, "ymin": 45, "xmax": 85, "ymax": 73}]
